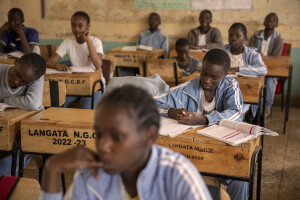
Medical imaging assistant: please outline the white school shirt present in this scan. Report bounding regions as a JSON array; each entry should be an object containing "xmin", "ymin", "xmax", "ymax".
[
  {"xmin": 198, "ymin": 34, "xmax": 206, "ymax": 46},
  {"xmin": 260, "ymin": 36, "xmax": 271, "ymax": 56},
  {"xmin": 56, "ymin": 36, "xmax": 103, "ymax": 69},
  {"xmin": 197, "ymin": 86, "xmax": 216, "ymax": 115},
  {"xmin": 229, "ymin": 52, "xmax": 244, "ymax": 68}
]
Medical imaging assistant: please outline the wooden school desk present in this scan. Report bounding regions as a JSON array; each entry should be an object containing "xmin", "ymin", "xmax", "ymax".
[
  {"xmin": 156, "ymin": 128, "xmax": 262, "ymax": 200},
  {"xmin": 262, "ymin": 56, "xmax": 292, "ymax": 133},
  {"xmin": 169, "ymin": 49, "xmax": 207, "ymax": 61},
  {"xmin": 0, "ymin": 55, "xmax": 16, "ymax": 65},
  {"xmin": 0, "ymin": 109, "xmax": 38, "ymax": 175},
  {"xmin": 107, "ymin": 47, "xmax": 164, "ymax": 76}
]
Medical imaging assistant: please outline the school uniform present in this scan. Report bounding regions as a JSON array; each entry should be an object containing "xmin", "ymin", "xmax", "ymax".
[
  {"xmin": 0, "ymin": 26, "xmax": 40, "ymax": 54},
  {"xmin": 137, "ymin": 28, "xmax": 169, "ymax": 58},
  {"xmin": 186, "ymin": 27, "xmax": 223, "ymax": 50},
  {"xmin": 40, "ymin": 145, "xmax": 212, "ymax": 200},
  {"xmin": 0, "ymin": 64, "xmax": 44, "ymax": 176},
  {"xmin": 172, "ymin": 56, "xmax": 201, "ymax": 76},
  {"xmin": 249, "ymin": 30, "xmax": 284, "ymax": 107},
  {"xmin": 56, "ymin": 36, "xmax": 104, "ymax": 109}
]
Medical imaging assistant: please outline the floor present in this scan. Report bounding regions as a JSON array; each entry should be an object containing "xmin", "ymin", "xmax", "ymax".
[{"xmin": 24, "ymin": 106, "xmax": 300, "ymax": 199}]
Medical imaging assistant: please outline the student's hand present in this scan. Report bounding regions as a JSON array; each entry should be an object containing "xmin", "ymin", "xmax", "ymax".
[
  {"xmin": 168, "ymin": 108, "xmax": 190, "ymax": 120},
  {"xmin": 83, "ymin": 31, "xmax": 91, "ymax": 42},
  {"xmin": 45, "ymin": 146, "xmax": 103, "ymax": 178},
  {"xmin": 14, "ymin": 24, "xmax": 24, "ymax": 35},
  {"xmin": 228, "ymin": 67, "xmax": 239, "ymax": 74},
  {"xmin": 55, "ymin": 63, "xmax": 69, "ymax": 71},
  {"xmin": 0, "ymin": 22, "xmax": 10, "ymax": 32},
  {"xmin": 177, "ymin": 112, "xmax": 208, "ymax": 125}
]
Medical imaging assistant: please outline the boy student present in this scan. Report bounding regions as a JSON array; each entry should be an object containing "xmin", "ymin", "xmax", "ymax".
[
  {"xmin": 0, "ymin": 8, "xmax": 40, "ymax": 54},
  {"xmin": 0, "ymin": 53, "xmax": 46, "ymax": 176},
  {"xmin": 137, "ymin": 12, "xmax": 169, "ymax": 58},
  {"xmin": 41, "ymin": 85, "xmax": 212, "ymax": 200},
  {"xmin": 249, "ymin": 13, "xmax": 283, "ymax": 119},
  {"xmin": 155, "ymin": 49, "xmax": 248, "ymax": 200},
  {"xmin": 187, "ymin": 10, "xmax": 223, "ymax": 50},
  {"xmin": 173, "ymin": 38, "xmax": 201, "ymax": 76},
  {"xmin": 47, "ymin": 11, "xmax": 104, "ymax": 109}
]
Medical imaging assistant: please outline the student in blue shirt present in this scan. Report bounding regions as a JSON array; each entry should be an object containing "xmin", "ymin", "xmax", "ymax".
[
  {"xmin": 0, "ymin": 8, "xmax": 39, "ymax": 54},
  {"xmin": 40, "ymin": 85, "xmax": 212, "ymax": 200},
  {"xmin": 137, "ymin": 12, "xmax": 169, "ymax": 58}
]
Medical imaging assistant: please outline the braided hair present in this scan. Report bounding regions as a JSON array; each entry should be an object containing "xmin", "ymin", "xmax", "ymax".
[
  {"xmin": 18, "ymin": 53, "xmax": 46, "ymax": 77},
  {"xmin": 96, "ymin": 85, "xmax": 160, "ymax": 132}
]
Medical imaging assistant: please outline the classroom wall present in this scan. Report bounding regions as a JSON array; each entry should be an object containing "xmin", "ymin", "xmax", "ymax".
[{"xmin": 1, "ymin": 0, "xmax": 300, "ymax": 101}]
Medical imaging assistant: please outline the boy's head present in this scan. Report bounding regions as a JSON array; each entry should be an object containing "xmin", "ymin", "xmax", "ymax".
[
  {"xmin": 264, "ymin": 12, "xmax": 278, "ymax": 30},
  {"xmin": 148, "ymin": 12, "xmax": 161, "ymax": 31},
  {"xmin": 94, "ymin": 85, "xmax": 159, "ymax": 174},
  {"xmin": 201, "ymin": 49, "xmax": 230, "ymax": 91},
  {"xmin": 8, "ymin": 8, "xmax": 24, "ymax": 30},
  {"xmin": 8, "ymin": 53, "xmax": 46, "ymax": 88},
  {"xmin": 199, "ymin": 10, "xmax": 212, "ymax": 28},
  {"xmin": 175, "ymin": 38, "xmax": 190, "ymax": 62},
  {"xmin": 228, "ymin": 23, "xmax": 247, "ymax": 50},
  {"xmin": 71, "ymin": 11, "xmax": 90, "ymax": 39}
]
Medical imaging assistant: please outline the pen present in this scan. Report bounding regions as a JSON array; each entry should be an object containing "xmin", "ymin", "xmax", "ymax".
[{"xmin": 178, "ymin": 100, "xmax": 185, "ymax": 109}]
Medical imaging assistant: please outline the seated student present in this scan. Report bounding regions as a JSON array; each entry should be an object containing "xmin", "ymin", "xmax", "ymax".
[
  {"xmin": 0, "ymin": 8, "xmax": 40, "ymax": 54},
  {"xmin": 137, "ymin": 12, "xmax": 169, "ymax": 58},
  {"xmin": 155, "ymin": 49, "xmax": 248, "ymax": 200},
  {"xmin": 40, "ymin": 85, "xmax": 212, "ymax": 200},
  {"xmin": 46, "ymin": 11, "xmax": 103, "ymax": 109},
  {"xmin": 172, "ymin": 38, "xmax": 201, "ymax": 76},
  {"xmin": 0, "ymin": 53, "xmax": 46, "ymax": 176},
  {"xmin": 249, "ymin": 13, "xmax": 283, "ymax": 119},
  {"xmin": 187, "ymin": 10, "xmax": 223, "ymax": 50}
]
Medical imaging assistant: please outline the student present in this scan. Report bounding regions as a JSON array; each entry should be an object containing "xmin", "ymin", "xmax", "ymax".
[
  {"xmin": 40, "ymin": 85, "xmax": 212, "ymax": 200},
  {"xmin": 172, "ymin": 38, "xmax": 201, "ymax": 76},
  {"xmin": 46, "ymin": 11, "xmax": 103, "ymax": 109},
  {"xmin": 0, "ymin": 8, "xmax": 40, "ymax": 54},
  {"xmin": 249, "ymin": 13, "xmax": 283, "ymax": 118},
  {"xmin": 187, "ymin": 10, "xmax": 223, "ymax": 50},
  {"xmin": 137, "ymin": 12, "xmax": 169, "ymax": 58},
  {"xmin": 0, "ymin": 53, "xmax": 46, "ymax": 176}
]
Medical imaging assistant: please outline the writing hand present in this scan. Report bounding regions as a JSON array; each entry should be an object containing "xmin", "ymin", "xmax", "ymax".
[
  {"xmin": 168, "ymin": 108, "xmax": 190, "ymax": 120},
  {"xmin": 177, "ymin": 112, "xmax": 208, "ymax": 125},
  {"xmin": 55, "ymin": 63, "xmax": 69, "ymax": 71},
  {"xmin": 228, "ymin": 67, "xmax": 239, "ymax": 74}
]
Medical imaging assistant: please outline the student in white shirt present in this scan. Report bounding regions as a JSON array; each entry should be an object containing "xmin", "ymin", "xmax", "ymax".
[{"xmin": 46, "ymin": 11, "xmax": 103, "ymax": 109}]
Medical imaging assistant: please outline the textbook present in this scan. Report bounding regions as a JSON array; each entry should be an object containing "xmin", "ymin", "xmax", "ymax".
[
  {"xmin": 159, "ymin": 117, "xmax": 203, "ymax": 138},
  {"xmin": 227, "ymin": 72, "xmax": 257, "ymax": 78},
  {"xmin": 46, "ymin": 66, "xmax": 95, "ymax": 74},
  {"xmin": 8, "ymin": 51, "xmax": 24, "ymax": 58},
  {"xmin": 0, "ymin": 103, "xmax": 16, "ymax": 112},
  {"xmin": 190, "ymin": 48, "xmax": 209, "ymax": 52},
  {"xmin": 197, "ymin": 119, "xmax": 278, "ymax": 146},
  {"xmin": 121, "ymin": 45, "xmax": 153, "ymax": 51}
]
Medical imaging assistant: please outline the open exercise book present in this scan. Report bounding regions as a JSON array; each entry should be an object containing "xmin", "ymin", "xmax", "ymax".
[
  {"xmin": 227, "ymin": 72, "xmax": 257, "ymax": 78},
  {"xmin": 46, "ymin": 66, "xmax": 95, "ymax": 74},
  {"xmin": 8, "ymin": 51, "xmax": 25, "ymax": 58},
  {"xmin": 159, "ymin": 117, "xmax": 203, "ymax": 138},
  {"xmin": 121, "ymin": 45, "xmax": 153, "ymax": 51},
  {"xmin": 197, "ymin": 119, "xmax": 278, "ymax": 146}
]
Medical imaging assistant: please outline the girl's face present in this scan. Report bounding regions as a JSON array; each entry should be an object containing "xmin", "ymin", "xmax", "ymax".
[
  {"xmin": 228, "ymin": 27, "xmax": 246, "ymax": 50},
  {"xmin": 8, "ymin": 62, "xmax": 39, "ymax": 87},
  {"xmin": 71, "ymin": 16, "xmax": 90, "ymax": 39},
  {"xmin": 94, "ymin": 105, "xmax": 153, "ymax": 175}
]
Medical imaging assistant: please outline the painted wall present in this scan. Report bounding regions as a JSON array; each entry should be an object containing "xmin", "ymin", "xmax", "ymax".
[{"xmin": 1, "ymin": 0, "xmax": 300, "ymax": 98}]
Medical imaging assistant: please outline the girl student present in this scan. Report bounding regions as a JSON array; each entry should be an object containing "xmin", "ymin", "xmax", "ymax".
[
  {"xmin": 40, "ymin": 85, "xmax": 212, "ymax": 200},
  {"xmin": 46, "ymin": 11, "xmax": 104, "ymax": 109}
]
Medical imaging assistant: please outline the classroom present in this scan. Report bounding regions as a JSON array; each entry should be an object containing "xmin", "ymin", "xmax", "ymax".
[{"xmin": 0, "ymin": 0, "xmax": 299, "ymax": 199}]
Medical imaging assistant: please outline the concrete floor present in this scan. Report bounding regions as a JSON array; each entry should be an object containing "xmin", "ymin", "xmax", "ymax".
[{"xmin": 24, "ymin": 106, "xmax": 300, "ymax": 199}]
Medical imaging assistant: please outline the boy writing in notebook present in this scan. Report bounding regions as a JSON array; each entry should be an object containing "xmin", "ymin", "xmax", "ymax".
[
  {"xmin": 249, "ymin": 13, "xmax": 283, "ymax": 119},
  {"xmin": 172, "ymin": 38, "xmax": 201, "ymax": 76},
  {"xmin": 187, "ymin": 10, "xmax": 223, "ymax": 50},
  {"xmin": 0, "ymin": 53, "xmax": 46, "ymax": 176},
  {"xmin": 0, "ymin": 8, "xmax": 40, "ymax": 54}
]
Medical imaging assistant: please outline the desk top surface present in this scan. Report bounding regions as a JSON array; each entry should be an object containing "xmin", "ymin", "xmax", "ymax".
[
  {"xmin": 108, "ymin": 47, "xmax": 164, "ymax": 54},
  {"xmin": 44, "ymin": 69, "xmax": 102, "ymax": 78},
  {"xmin": 0, "ymin": 109, "xmax": 38, "ymax": 124},
  {"xmin": 0, "ymin": 56, "xmax": 16, "ymax": 65}
]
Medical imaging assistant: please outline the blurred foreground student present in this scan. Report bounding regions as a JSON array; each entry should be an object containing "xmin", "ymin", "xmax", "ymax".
[{"xmin": 40, "ymin": 85, "xmax": 212, "ymax": 200}]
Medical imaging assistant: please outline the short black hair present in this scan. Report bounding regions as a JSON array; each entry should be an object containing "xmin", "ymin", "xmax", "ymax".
[
  {"xmin": 8, "ymin": 8, "xmax": 24, "ymax": 20},
  {"xmin": 199, "ymin": 9, "xmax": 212, "ymax": 19},
  {"xmin": 265, "ymin": 12, "xmax": 279, "ymax": 22},
  {"xmin": 175, "ymin": 38, "xmax": 189, "ymax": 49},
  {"xmin": 18, "ymin": 53, "xmax": 46, "ymax": 77},
  {"xmin": 71, "ymin": 11, "xmax": 90, "ymax": 24},
  {"xmin": 229, "ymin": 22, "xmax": 247, "ymax": 37},
  {"xmin": 97, "ymin": 85, "xmax": 160, "ymax": 131},
  {"xmin": 203, "ymin": 49, "xmax": 230, "ymax": 73},
  {"xmin": 149, "ymin": 12, "xmax": 161, "ymax": 23}
]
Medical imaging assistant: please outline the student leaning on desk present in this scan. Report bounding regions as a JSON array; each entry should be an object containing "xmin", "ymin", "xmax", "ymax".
[
  {"xmin": 154, "ymin": 49, "xmax": 250, "ymax": 200},
  {"xmin": 0, "ymin": 53, "xmax": 46, "ymax": 176}
]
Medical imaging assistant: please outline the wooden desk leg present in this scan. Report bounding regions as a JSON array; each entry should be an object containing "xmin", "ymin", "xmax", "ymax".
[
  {"xmin": 256, "ymin": 139, "xmax": 263, "ymax": 200},
  {"xmin": 19, "ymin": 148, "xmax": 24, "ymax": 177},
  {"xmin": 91, "ymin": 79, "xmax": 104, "ymax": 109},
  {"xmin": 11, "ymin": 131, "xmax": 21, "ymax": 176},
  {"xmin": 116, "ymin": 67, "xmax": 120, "ymax": 77},
  {"xmin": 284, "ymin": 64, "xmax": 293, "ymax": 134},
  {"xmin": 249, "ymin": 146, "xmax": 262, "ymax": 200}
]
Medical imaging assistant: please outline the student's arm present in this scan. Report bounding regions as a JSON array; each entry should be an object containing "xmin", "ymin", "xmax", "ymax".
[
  {"xmin": 46, "ymin": 53, "xmax": 69, "ymax": 71},
  {"xmin": 84, "ymin": 32, "xmax": 102, "ymax": 69},
  {"xmin": 137, "ymin": 34, "xmax": 142, "ymax": 45},
  {"xmin": 4, "ymin": 76, "xmax": 44, "ymax": 110},
  {"xmin": 161, "ymin": 35, "xmax": 169, "ymax": 58},
  {"xmin": 239, "ymin": 51, "xmax": 267, "ymax": 76},
  {"xmin": 14, "ymin": 24, "xmax": 31, "ymax": 53},
  {"xmin": 271, "ymin": 35, "xmax": 284, "ymax": 56},
  {"xmin": 0, "ymin": 22, "xmax": 10, "ymax": 52},
  {"xmin": 186, "ymin": 29, "xmax": 197, "ymax": 48},
  {"xmin": 248, "ymin": 34, "xmax": 256, "ymax": 48},
  {"xmin": 205, "ymin": 79, "xmax": 243, "ymax": 125},
  {"xmin": 206, "ymin": 28, "xmax": 223, "ymax": 49}
]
